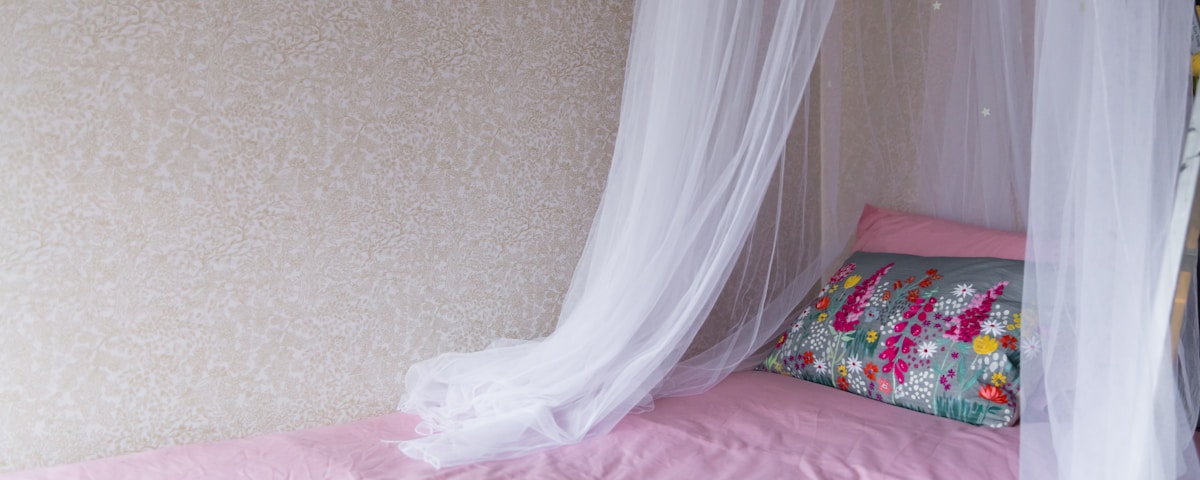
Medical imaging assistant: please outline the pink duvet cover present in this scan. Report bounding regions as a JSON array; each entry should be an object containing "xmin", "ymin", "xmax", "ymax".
[{"xmin": 3, "ymin": 371, "xmax": 1018, "ymax": 479}]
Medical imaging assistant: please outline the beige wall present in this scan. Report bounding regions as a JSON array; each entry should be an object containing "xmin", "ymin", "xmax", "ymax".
[
  {"xmin": 820, "ymin": 0, "xmax": 1033, "ymax": 235},
  {"xmin": 0, "ymin": 0, "xmax": 633, "ymax": 471},
  {"xmin": 820, "ymin": 0, "xmax": 929, "ymax": 240}
]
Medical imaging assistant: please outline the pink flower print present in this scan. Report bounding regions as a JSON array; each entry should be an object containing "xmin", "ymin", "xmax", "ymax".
[
  {"xmin": 879, "ymin": 378, "xmax": 893, "ymax": 394},
  {"xmin": 830, "ymin": 263, "xmax": 857, "ymax": 283},
  {"xmin": 832, "ymin": 263, "xmax": 894, "ymax": 332},
  {"xmin": 904, "ymin": 297, "xmax": 938, "ymax": 321},
  {"xmin": 943, "ymin": 281, "xmax": 1008, "ymax": 343},
  {"xmin": 879, "ymin": 337, "xmax": 911, "ymax": 384},
  {"xmin": 902, "ymin": 299, "xmax": 924, "ymax": 319},
  {"xmin": 878, "ymin": 344, "xmax": 899, "ymax": 371},
  {"xmin": 894, "ymin": 359, "xmax": 909, "ymax": 383}
]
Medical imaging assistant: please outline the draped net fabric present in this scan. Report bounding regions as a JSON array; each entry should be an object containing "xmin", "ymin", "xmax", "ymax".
[
  {"xmin": 396, "ymin": 0, "xmax": 836, "ymax": 467},
  {"xmin": 915, "ymin": 1, "xmax": 1031, "ymax": 232},
  {"xmin": 397, "ymin": 0, "xmax": 1200, "ymax": 476},
  {"xmin": 1020, "ymin": 0, "xmax": 1200, "ymax": 478}
]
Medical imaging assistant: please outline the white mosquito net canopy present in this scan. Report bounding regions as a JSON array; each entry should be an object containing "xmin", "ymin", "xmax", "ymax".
[{"xmin": 396, "ymin": 1, "xmax": 1200, "ymax": 478}]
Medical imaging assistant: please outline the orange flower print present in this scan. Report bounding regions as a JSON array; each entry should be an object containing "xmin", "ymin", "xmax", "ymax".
[
  {"xmin": 906, "ymin": 289, "xmax": 920, "ymax": 302},
  {"xmin": 864, "ymin": 362, "xmax": 879, "ymax": 380},
  {"xmin": 816, "ymin": 297, "xmax": 831, "ymax": 310},
  {"xmin": 918, "ymin": 278, "xmax": 933, "ymax": 288},
  {"xmin": 1000, "ymin": 335, "xmax": 1018, "ymax": 350},
  {"xmin": 892, "ymin": 280, "xmax": 903, "ymax": 290},
  {"xmin": 882, "ymin": 290, "xmax": 892, "ymax": 301},
  {"xmin": 878, "ymin": 378, "xmax": 892, "ymax": 394},
  {"xmin": 978, "ymin": 384, "xmax": 1009, "ymax": 404},
  {"xmin": 926, "ymin": 269, "xmax": 938, "ymax": 276},
  {"xmin": 802, "ymin": 351, "xmax": 815, "ymax": 364},
  {"xmin": 836, "ymin": 376, "xmax": 850, "ymax": 391},
  {"xmin": 905, "ymin": 276, "xmax": 916, "ymax": 285},
  {"xmin": 775, "ymin": 333, "xmax": 788, "ymax": 348}
]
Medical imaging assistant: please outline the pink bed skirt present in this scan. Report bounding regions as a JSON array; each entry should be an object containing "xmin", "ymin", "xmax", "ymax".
[{"xmin": 3, "ymin": 371, "xmax": 1020, "ymax": 479}]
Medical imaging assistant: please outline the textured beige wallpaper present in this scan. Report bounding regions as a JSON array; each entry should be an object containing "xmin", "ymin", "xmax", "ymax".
[
  {"xmin": 821, "ymin": 0, "xmax": 928, "ymax": 235},
  {"xmin": 0, "ymin": 0, "xmax": 633, "ymax": 471}
]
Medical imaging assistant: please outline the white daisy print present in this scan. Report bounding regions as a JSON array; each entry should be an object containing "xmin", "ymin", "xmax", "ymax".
[
  {"xmin": 981, "ymin": 319, "xmax": 1006, "ymax": 337},
  {"xmin": 845, "ymin": 356, "xmax": 864, "ymax": 374},
  {"xmin": 953, "ymin": 284, "xmax": 976, "ymax": 298},
  {"xmin": 916, "ymin": 341, "xmax": 937, "ymax": 359},
  {"xmin": 791, "ymin": 321, "xmax": 802, "ymax": 332},
  {"xmin": 1022, "ymin": 335, "xmax": 1040, "ymax": 359},
  {"xmin": 813, "ymin": 358, "xmax": 829, "ymax": 376}
]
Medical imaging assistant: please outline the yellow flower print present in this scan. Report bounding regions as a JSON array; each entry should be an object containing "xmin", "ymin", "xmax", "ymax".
[
  {"xmin": 844, "ymin": 275, "xmax": 862, "ymax": 289},
  {"xmin": 973, "ymin": 335, "xmax": 999, "ymax": 355},
  {"xmin": 818, "ymin": 313, "xmax": 828, "ymax": 322},
  {"xmin": 992, "ymin": 372, "xmax": 1007, "ymax": 387},
  {"xmin": 838, "ymin": 365, "xmax": 847, "ymax": 377},
  {"xmin": 1008, "ymin": 313, "xmax": 1022, "ymax": 331},
  {"xmin": 829, "ymin": 284, "xmax": 839, "ymax": 292},
  {"xmin": 866, "ymin": 330, "xmax": 878, "ymax": 343}
]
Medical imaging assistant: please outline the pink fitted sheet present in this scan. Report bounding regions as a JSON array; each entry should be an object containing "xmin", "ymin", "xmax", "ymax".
[{"xmin": 3, "ymin": 371, "xmax": 1018, "ymax": 479}]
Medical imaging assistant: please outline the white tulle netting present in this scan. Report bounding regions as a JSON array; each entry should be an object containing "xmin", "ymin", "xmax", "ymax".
[{"xmin": 396, "ymin": 1, "xmax": 1200, "ymax": 477}]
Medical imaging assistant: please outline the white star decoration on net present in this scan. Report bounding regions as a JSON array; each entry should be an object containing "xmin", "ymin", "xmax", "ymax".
[
  {"xmin": 932, "ymin": 2, "xmax": 942, "ymax": 11},
  {"xmin": 981, "ymin": 107, "xmax": 991, "ymax": 117}
]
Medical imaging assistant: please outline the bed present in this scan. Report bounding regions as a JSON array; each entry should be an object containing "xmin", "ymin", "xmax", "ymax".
[
  {"xmin": 1, "ymin": 205, "xmax": 1032, "ymax": 479},
  {"xmin": 0, "ymin": 371, "xmax": 1018, "ymax": 480},
  {"xmin": 9, "ymin": 200, "xmax": 1199, "ymax": 478}
]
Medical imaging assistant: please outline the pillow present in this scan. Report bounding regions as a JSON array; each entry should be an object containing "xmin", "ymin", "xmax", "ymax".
[
  {"xmin": 852, "ymin": 204, "xmax": 1026, "ymax": 260},
  {"xmin": 758, "ymin": 251, "xmax": 1024, "ymax": 427}
]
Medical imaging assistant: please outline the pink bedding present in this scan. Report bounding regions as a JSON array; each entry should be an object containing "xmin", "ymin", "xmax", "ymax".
[{"xmin": 3, "ymin": 371, "xmax": 1018, "ymax": 479}]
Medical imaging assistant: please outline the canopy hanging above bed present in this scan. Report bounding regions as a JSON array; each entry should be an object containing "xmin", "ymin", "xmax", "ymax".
[{"xmin": 396, "ymin": 1, "xmax": 1200, "ymax": 478}]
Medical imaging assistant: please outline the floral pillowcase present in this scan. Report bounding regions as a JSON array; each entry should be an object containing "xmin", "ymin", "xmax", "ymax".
[{"xmin": 757, "ymin": 251, "xmax": 1025, "ymax": 428}]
